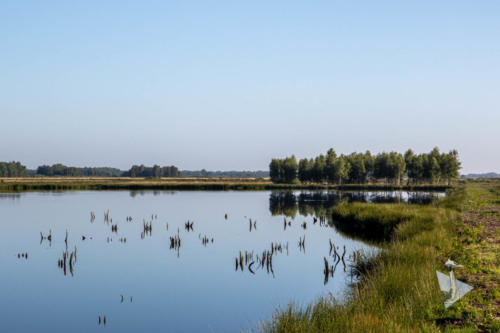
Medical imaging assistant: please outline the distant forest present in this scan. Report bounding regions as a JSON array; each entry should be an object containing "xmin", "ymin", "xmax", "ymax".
[
  {"xmin": 180, "ymin": 169, "xmax": 268, "ymax": 178},
  {"xmin": 270, "ymin": 147, "xmax": 461, "ymax": 185},
  {"xmin": 0, "ymin": 162, "xmax": 268, "ymax": 178},
  {"xmin": 36, "ymin": 164, "xmax": 123, "ymax": 177},
  {"xmin": 123, "ymin": 165, "xmax": 180, "ymax": 177},
  {"xmin": 0, "ymin": 162, "xmax": 28, "ymax": 177},
  {"xmin": 461, "ymin": 172, "xmax": 500, "ymax": 179},
  {"xmin": 35, "ymin": 164, "xmax": 180, "ymax": 177}
]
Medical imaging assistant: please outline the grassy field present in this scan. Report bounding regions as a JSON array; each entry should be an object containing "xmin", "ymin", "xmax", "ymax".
[
  {"xmin": 0, "ymin": 177, "xmax": 450, "ymax": 192},
  {"xmin": 262, "ymin": 180, "xmax": 499, "ymax": 332}
]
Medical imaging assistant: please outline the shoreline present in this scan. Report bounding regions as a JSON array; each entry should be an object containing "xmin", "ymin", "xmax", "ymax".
[{"xmin": 0, "ymin": 177, "xmax": 451, "ymax": 192}]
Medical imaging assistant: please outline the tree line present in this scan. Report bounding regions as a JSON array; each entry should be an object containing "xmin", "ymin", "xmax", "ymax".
[
  {"xmin": 0, "ymin": 162, "xmax": 267, "ymax": 179},
  {"xmin": 123, "ymin": 165, "xmax": 180, "ymax": 178},
  {"xmin": 0, "ymin": 162, "xmax": 181, "ymax": 178},
  {"xmin": 36, "ymin": 164, "xmax": 124, "ymax": 177},
  {"xmin": 0, "ymin": 161, "xmax": 28, "ymax": 177},
  {"xmin": 36, "ymin": 164, "xmax": 180, "ymax": 178},
  {"xmin": 180, "ymin": 169, "xmax": 269, "ymax": 178},
  {"xmin": 270, "ymin": 147, "xmax": 461, "ymax": 185}
]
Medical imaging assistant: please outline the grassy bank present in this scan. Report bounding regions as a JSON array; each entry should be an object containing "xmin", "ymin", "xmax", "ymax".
[
  {"xmin": 331, "ymin": 202, "xmax": 446, "ymax": 242},
  {"xmin": 262, "ymin": 180, "xmax": 499, "ymax": 332},
  {"xmin": 0, "ymin": 177, "xmax": 450, "ymax": 192}
]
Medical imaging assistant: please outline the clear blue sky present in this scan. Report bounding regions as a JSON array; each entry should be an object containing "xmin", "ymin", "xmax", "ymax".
[{"xmin": 1, "ymin": 1, "xmax": 499, "ymax": 173}]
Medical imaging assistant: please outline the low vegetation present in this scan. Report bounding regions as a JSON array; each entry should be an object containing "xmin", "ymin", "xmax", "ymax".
[
  {"xmin": 330, "ymin": 202, "xmax": 444, "ymax": 242},
  {"xmin": 262, "ymin": 180, "xmax": 499, "ymax": 332}
]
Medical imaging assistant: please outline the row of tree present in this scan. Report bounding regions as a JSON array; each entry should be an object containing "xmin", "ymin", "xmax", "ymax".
[
  {"xmin": 180, "ymin": 169, "xmax": 269, "ymax": 178},
  {"xmin": 404, "ymin": 149, "xmax": 460, "ymax": 184},
  {"xmin": 0, "ymin": 163, "xmax": 180, "ymax": 178},
  {"xmin": 270, "ymin": 148, "xmax": 461, "ymax": 185},
  {"xmin": 0, "ymin": 162, "xmax": 266, "ymax": 178},
  {"xmin": 0, "ymin": 161, "xmax": 28, "ymax": 177},
  {"xmin": 36, "ymin": 164, "xmax": 123, "ymax": 177},
  {"xmin": 124, "ymin": 165, "xmax": 180, "ymax": 178}
]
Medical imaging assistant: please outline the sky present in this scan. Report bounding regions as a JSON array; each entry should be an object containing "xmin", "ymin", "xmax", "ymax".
[{"xmin": 0, "ymin": 1, "xmax": 499, "ymax": 174}]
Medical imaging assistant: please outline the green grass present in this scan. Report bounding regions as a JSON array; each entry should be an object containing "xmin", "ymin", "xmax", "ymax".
[
  {"xmin": 330, "ymin": 202, "xmax": 443, "ymax": 241},
  {"xmin": 261, "ymin": 182, "xmax": 499, "ymax": 332}
]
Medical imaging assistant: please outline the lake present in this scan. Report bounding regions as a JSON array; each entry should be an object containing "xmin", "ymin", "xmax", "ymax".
[{"xmin": 0, "ymin": 190, "xmax": 443, "ymax": 332}]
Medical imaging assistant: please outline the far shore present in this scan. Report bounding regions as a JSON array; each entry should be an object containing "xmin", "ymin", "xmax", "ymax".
[{"xmin": 0, "ymin": 177, "xmax": 451, "ymax": 192}]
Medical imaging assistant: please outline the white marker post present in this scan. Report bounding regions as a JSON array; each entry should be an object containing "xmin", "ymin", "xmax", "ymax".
[{"xmin": 436, "ymin": 259, "xmax": 473, "ymax": 308}]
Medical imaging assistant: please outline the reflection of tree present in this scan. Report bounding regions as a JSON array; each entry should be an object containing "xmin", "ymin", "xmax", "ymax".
[
  {"xmin": 0, "ymin": 193, "xmax": 22, "ymax": 200},
  {"xmin": 129, "ymin": 190, "xmax": 177, "ymax": 198},
  {"xmin": 269, "ymin": 191, "xmax": 441, "ymax": 218},
  {"xmin": 270, "ymin": 191, "xmax": 339, "ymax": 219},
  {"xmin": 407, "ymin": 192, "xmax": 436, "ymax": 205},
  {"xmin": 367, "ymin": 192, "xmax": 399, "ymax": 204},
  {"xmin": 297, "ymin": 192, "xmax": 342, "ymax": 218},
  {"xmin": 269, "ymin": 192, "xmax": 297, "ymax": 218}
]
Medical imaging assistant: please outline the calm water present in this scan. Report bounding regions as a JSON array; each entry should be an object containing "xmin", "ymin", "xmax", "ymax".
[{"xmin": 0, "ymin": 190, "xmax": 442, "ymax": 332}]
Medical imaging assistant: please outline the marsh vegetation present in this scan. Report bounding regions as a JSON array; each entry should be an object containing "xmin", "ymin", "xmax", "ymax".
[{"xmin": 263, "ymin": 180, "xmax": 500, "ymax": 332}]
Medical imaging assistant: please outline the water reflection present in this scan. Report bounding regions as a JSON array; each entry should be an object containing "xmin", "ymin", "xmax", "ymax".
[
  {"xmin": 40, "ymin": 230, "xmax": 53, "ymax": 246},
  {"xmin": 0, "ymin": 193, "xmax": 21, "ymax": 200},
  {"xmin": 17, "ymin": 252, "xmax": 28, "ymax": 259},
  {"xmin": 169, "ymin": 229, "xmax": 181, "ymax": 257},
  {"xmin": 3, "ymin": 190, "xmax": 385, "ymax": 332},
  {"xmin": 200, "ymin": 234, "xmax": 214, "ymax": 246},
  {"xmin": 270, "ymin": 190, "xmax": 444, "ymax": 218},
  {"xmin": 129, "ymin": 190, "xmax": 176, "ymax": 197},
  {"xmin": 234, "ymin": 242, "xmax": 289, "ymax": 278}
]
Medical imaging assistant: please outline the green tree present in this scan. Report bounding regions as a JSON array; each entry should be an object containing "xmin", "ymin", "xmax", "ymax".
[
  {"xmin": 389, "ymin": 152, "xmax": 406, "ymax": 185},
  {"xmin": 364, "ymin": 150, "xmax": 375, "ymax": 180},
  {"xmin": 374, "ymin": 152, "xmax": 389, "ymax": 181},
  {"xmin": 312, "ymin": 155, "xmax": 326, "ymax": 182},
  {"xmin": 439, "ymin": 150, "xmax": 461, "ymax": 185},
  {"xmin": 0, "ymin": 161, "xmax": 28, "ymax": 177},
  {"xmin": 152, "ymin": 165, "xmax": 161, "ymax": 178},
  {"xmin": 325, "ymin": 149, "xmax": 337, "ymax": 183},
  {"xmin": 347, "ymin": 153, "xmax": 367, "ymax": 183},
  {"xmin": 269, "ymin": 159, "xmax": 283, "ymax": 183},
  {"xmin": 333, "ymin": 156, "xmax": 349, "ymax": 185},
  {"xmin": 298, "ymin": 158, "xmax": 312, "ymax": 182},
  {"xmin": 283, "ymin": 155, "xmax": 298, "ymax": 183}
]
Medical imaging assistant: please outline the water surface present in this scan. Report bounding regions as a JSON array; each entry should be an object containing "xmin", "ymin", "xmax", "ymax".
[{"xmin": 0, "ymin": 190, "xmax": 440, "ymax": 332}]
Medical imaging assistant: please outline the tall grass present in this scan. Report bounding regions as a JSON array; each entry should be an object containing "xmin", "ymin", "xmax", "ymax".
[
  {"xmin": 262, "ymin": 187, "xmax": 467, "ymax": 332},
  {"xmin": 330, "ymin": 202, "xmax": 443, "ymax": 241}
]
